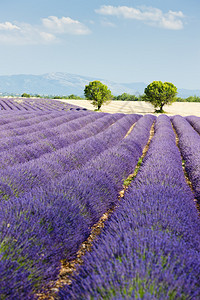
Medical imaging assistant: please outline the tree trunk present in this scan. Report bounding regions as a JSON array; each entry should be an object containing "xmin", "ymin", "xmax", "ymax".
[{"xmin": 159, "ymin": 103, "xmax": 164, "ymax": 113}]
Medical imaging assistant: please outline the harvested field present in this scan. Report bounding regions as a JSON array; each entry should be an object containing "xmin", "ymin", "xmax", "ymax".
[{"xmin": 56, "ymin": 99, "xmax": 200, "ymax": 116}]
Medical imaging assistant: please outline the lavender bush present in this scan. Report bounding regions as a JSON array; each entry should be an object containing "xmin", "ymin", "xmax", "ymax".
[
  {"xmin": 172, "ymin": 115, "xmax": 200, "ymax": 201},
  {"xmin": 0, "ymin": 103, "xmax": 145, "ymax": 298},
  {"xmin": 0, "ymin": 114, "xmax": 140, "ymax": 197},
  {"xmin": 59, "ymin": 115, "xmax": 200, "ymax": 299},
  {"xmin": 0, "ymin": 113, "xmax": 121, "ymax": 168},
  {"xmin": 0, "ymin": 97, "xmax": 83, "ymax": 111}
]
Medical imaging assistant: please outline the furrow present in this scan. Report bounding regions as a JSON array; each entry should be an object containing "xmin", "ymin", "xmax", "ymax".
[{"xmin": 122, "ymin": 121, "xmax": 155, "ymax": 194}]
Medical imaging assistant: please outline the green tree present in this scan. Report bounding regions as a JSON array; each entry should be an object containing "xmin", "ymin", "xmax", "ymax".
[
  {"xmin": 84, "ymin": 81, "xmax": 113, "ymax": 110},
  {"xmin": 21, "ymin": 93, "xmax": 31, "ymax": 98},
  {"xmin": 143, "ymin": 81, "xmax": 177, "ymax": 113}
]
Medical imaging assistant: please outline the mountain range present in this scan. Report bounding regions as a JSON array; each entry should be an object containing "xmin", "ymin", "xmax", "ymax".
[{"xmin": 0, "ymin": 72, "xmax": 199, "ymax": 98}]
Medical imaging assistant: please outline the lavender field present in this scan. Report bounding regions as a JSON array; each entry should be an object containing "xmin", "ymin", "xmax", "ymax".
[{"xmin": 0, "ymin": 97, "xmax": 200, "ymax": 299}]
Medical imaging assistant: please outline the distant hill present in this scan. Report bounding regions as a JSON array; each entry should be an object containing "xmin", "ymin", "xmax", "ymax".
[{"xmin": 0, "ymin": 72, "xmax": 199, "ymax": 98}]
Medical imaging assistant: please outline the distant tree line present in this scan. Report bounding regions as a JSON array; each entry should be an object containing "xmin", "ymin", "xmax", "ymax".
[
  {"xmin": 176, "ymin": 95, "xmax": 200, "ymax": 102},
  {"xmin": 113, "ymin": 93, "xmax": 144, "ymax": 101},
  {"xmin": 20, "ymin": 92, "xmax": 200, "ymax": 103},
  {"xmin": 113, "ymin": 92, "xmax": 200, "ymax": 102},
  {"xmin": 21, "ymin": 93, "xmax": 84, "ymax": 99},
  {"xmin": 51, "ymin": 94, "xmax": 84, "ymax": 100}
]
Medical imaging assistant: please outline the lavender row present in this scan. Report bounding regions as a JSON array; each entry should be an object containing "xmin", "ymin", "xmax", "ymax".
[
  {"xmin": 17, "ymin": 98, "xmax": 60, "ymax": 111},
  {"xmin": 0, "ymin": 98, "xmax": 49, "ymax": 111},
  {"xmin": 84, "ymin": 114, "xmax": 155, "ymax": 189},
  {"xmin": 0, "ymin": 111, "xmax": 98, "ymax": 152},
  {"xmin": 0, "ymin": 110, "xmax": 94, "ymax": 139},
  {"xmin": 0, "ymin": 110, "xmax": 76, "ymax": 131},
  {"xmin": 0, "ymin": 114, "xmax": 140, "ymax": 198},
  {"xmin": 0, "ymin": 98, "xmax": 24, "ymax": 111},
  {"xmin": 17, "ymin": 97, "xmax": 83, "ymax": 111},
  {"xmin": 60, "ymin": 115, "xmax": 200, "ymax": 300},
  {"xmin": 0, "ymin": 98, "xmax": 42, "ymax": 111},
  {"xmin": 35, "ymin": 98, "xmax": 86, "ymax": 111},
  {"xmin": 186, "ymin": 115, "xmax": 200, "ymax": 135},
  {"xmin": 0, "ymin": 98, "xmax": 43, "ymax": 111},
  {"xmin": 18, "ymin": 98, "xmax": 58, "ymax": 111},
  {"xmin": 0, "ymin": 112, "xmax": 123, "ymax": 160},
  {"xmin": 0, "ymin": 111, "xmax": 104, "ymax": 153},
  {"xmin": 0, "ymin": 110, "xmax": 54, "ymax": 126},
  {"xmin": 0, "ymin": 115, "xmax": 153, "ymax": 299},
  {"xmin": 172, "ymin": 115, "xmax": 200, "ymax": 202},
  {"xmin": 0, "ymin": 113, "xmax": 126, "ymax": 168},
  {"xmin": 0, "ymin": 97, "xmax": 83, "ymax": 112},
  {"xmin": 20, "ymin": 98, "xmax": 80, "ymax": 111}
]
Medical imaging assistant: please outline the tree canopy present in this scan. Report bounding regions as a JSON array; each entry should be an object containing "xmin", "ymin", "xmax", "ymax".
[
  {"xmin": 143, "ymin": 81, "xmax": 177, "ymax": 113},
  {"xmin": 21, "ymin": 93, "xmax": 31, "ymax": 98},
  {"xmin": 84, "ymin": 81, "xmax": 113, "ymax": 110}
]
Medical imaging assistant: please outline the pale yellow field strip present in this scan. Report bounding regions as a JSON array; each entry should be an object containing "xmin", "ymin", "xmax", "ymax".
[{"xmin": 55, "ymin": 99, "xmax": 200, "ymax": 116}]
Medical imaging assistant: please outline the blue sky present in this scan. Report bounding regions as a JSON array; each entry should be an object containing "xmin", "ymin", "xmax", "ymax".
[{"xmin": 0, "ymin": 0, "xmax": 199, "ymax": 90}]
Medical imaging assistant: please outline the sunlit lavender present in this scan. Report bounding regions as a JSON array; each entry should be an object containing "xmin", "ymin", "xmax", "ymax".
[{"xmin": 1, "ymin": 98, "xmax": 200, "ymax": 299}]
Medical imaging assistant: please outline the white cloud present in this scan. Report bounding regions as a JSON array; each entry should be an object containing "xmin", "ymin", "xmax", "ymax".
[
  {"xmin": 95, "ymin": 5, "xmax": 185, "ymax": 30},
  {"xmin": 0, "ymin": 16, "xmax": 90, "ymax": 45},
  {"xmin": 42, "ymin": 16, "xmax": 91, "ymax": 35},
  {"xmin": 160, "ymin": 10, "xmax": 184, "ymax": 30},
  {"xmin": 0, "ymin": 21, "xmax": 20, "ymax": 30},
  {"xmin": 0, "ymin": 22, "xmax": 57, "ymax": 45}
]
